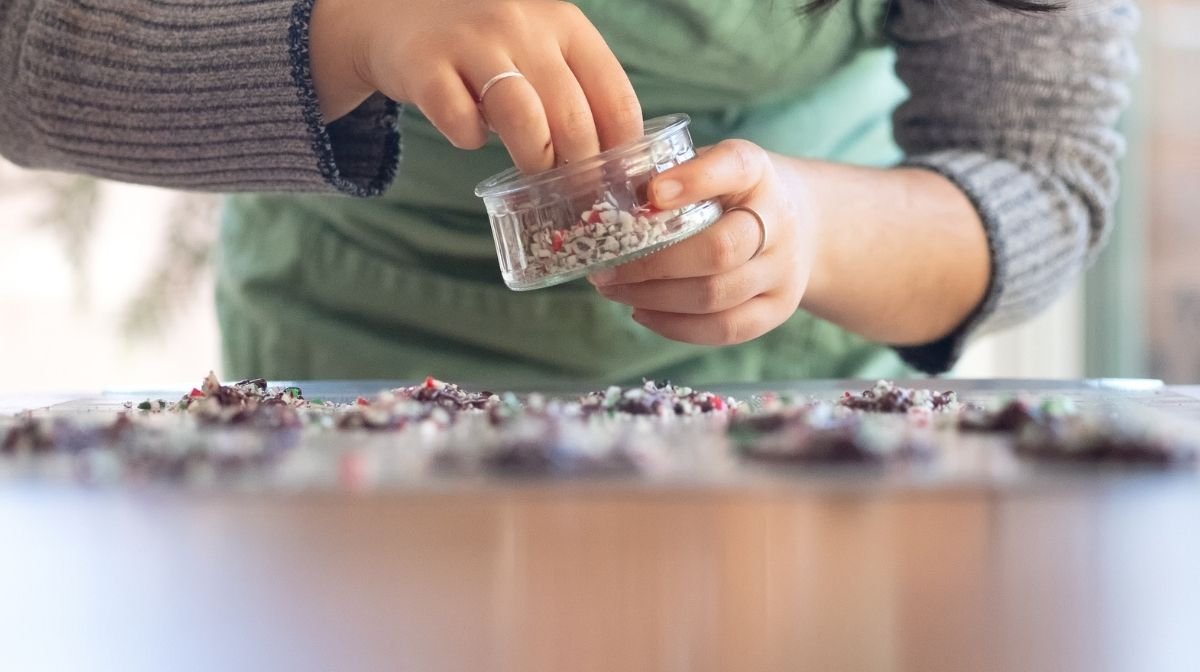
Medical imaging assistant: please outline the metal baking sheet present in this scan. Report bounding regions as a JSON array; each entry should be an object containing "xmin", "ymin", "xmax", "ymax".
[
  {"xmin": 4, "ymin": 379, "xmax": 1200, "ymax": 494},
  {"xmin": 28, "ymin": 376, "xmax": 1186, "ymax": 412}
]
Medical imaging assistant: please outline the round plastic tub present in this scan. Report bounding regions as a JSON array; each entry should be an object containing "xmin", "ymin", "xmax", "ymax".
[{"xmin": 475, "ymin": 114, "xmax": 723, "ymax": 291}]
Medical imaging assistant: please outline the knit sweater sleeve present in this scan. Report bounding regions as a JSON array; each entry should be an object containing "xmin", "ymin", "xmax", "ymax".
[
  {"xmin": 0, "ymin": 0, "xmax": 399, "ymax": 195},
  {"xmin": 886, "ymin": 0, "xmax": 1138, "ymax": 374}
]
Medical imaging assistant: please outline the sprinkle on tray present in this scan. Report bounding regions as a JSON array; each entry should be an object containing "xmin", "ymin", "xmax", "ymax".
[
  {"xmin": 578, "ymin": 380, "xmax": 736, "ymax": 417},
  {"xmin": 4, "ymin": 375, "xmax": 1199, "ymax": 483},
  {"xmin": 837, "ymin": 380, "xmax": 961, "ymax": 414}
]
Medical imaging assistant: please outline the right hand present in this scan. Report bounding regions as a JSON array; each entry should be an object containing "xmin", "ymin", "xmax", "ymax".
[{"xmin": 310, "ymin": 0, "xmax": 644, "ymax": 173}]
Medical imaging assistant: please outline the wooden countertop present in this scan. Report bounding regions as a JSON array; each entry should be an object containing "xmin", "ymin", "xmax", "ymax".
[{"xmin": 4, "ymin": 379, "xmax": 1200, "ymax": 671}]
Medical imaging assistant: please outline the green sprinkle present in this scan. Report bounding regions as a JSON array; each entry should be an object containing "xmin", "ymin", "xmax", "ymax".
[
  {"xmin": 284, "ymin": 386, "xmax": 303, "ymax": 398},
  {"xmin": 604, "ymin": 386, "xmax": 622, "ymax": 408},
  {"xmin": 1040, "ymin": 396, "xmax": 1076, "ymax": 417},
  {"xmin": 136, "ymin": 400, "xmax": 152, "ymax": 411}
]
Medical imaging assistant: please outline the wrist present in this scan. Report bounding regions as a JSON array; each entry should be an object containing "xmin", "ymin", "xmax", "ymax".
[
  {"xmin": 788, "ymin": 159, "xmax": 834, "ymax": 315},
  {"xmin": 310, "ymin": 0, "xmax": 376, "ymax": 121},
  {"xmin": 787, "ymin": 160, "xmax": 991, "ymax": 345}
]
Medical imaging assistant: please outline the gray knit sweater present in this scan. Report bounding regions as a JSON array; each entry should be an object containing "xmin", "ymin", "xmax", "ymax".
[{"xmin": 0, "ymin": 0, "xmax": 1138, "ymax": 374}]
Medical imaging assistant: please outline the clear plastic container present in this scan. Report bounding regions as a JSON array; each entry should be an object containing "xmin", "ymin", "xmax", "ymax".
[{"xmin": 475, "ymin": 114, "xmax": 723, "ymax": 291}]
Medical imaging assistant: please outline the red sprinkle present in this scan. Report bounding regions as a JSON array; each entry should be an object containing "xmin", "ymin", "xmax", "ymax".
[
  {"xmin": 423, "ymin": 376, "xmax": 437, "ymax": 390},
  {"xmin": 586, "ymin": 210, "xmax": 602, "ymax": 224},
  {"xmin": 551, "ymin": 230, "xmax": 564, "ymax": 252},
  {"xmin": 711, "ymin": 395, "xmax": 725, "ymax": 411},
  {"xmin": 188, "ymin": 388, "xmax": 205, "ymax": 399},
  {"xmin": 355, "ymin": 396, "xmax": 371, "ymax": 406}
]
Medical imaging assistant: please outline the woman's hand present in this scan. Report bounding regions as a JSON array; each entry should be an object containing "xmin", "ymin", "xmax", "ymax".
[
  {"xmin": 588, "ymin": 140, "xmax": 817, "ymax": 346},
  {"xmin": 590, "ymin": 144, "xmax": 993, "ymax": 351},
  {"xmin": 310, "ymin": 0, "xmax": 643, "ymax": 172}
]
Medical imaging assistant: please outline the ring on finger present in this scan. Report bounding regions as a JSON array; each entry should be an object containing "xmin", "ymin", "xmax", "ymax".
[
  {"xmin": 725, "ymin": 206, "xmax": 768, "ymax": 262},
  {"xmin": 475, "ymin": 70, "xmax": 526, "ymax": 103}
]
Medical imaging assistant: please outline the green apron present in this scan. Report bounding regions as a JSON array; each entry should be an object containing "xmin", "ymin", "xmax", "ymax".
[{"xmin": 218, "ymin": 0, "xmax": 911, "ymax": 386}]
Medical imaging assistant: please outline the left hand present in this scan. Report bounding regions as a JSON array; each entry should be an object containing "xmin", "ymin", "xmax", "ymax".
[{"xmin": 587, "ymin": 140, "xmax": 816, "ymax": 346}]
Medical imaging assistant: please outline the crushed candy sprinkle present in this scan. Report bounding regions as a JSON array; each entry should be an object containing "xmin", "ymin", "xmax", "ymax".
[{"xmin": 4, "ymin": 374, "xmax": 1198, "ymax": 483}]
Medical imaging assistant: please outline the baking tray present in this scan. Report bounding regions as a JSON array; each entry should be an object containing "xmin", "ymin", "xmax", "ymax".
[{"xmin": 4, "ymin": 379, "xmax": 1200, "ymax": 494}]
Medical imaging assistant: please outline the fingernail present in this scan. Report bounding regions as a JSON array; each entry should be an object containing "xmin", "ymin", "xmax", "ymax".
[
  {"xmin": 654, "ymin": 179, "xmax": 682, "ymax": 202},
  {"xmin": 588, "ymin": 269, "xmax": 617, "ymax": 286}
]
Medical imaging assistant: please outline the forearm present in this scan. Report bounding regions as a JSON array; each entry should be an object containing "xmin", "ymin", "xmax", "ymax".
[
  {"xmin": 0, "ymin": 0, "xmax": 398, "ymax": 195},
  {"xmin": 793, "ymin": 159, "xmax": 989, "ymax": 346}
]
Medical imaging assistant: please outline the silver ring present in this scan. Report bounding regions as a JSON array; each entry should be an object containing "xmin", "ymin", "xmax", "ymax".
[
  {"xmin": 476, "ymin": 70, "xmax": 525, "ymax": 103},
  {"xmin": 726, "ymin": 206, "xmax": 767, "ymax": 261}
]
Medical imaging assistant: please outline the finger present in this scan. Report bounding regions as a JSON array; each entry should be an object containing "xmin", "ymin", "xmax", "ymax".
[
  {"xmin": 466, "ymin": 58, "xmax": 554, "ymax": 173},
  {"xmin": 631, "ymin": 295, "xmax": 788, "ymax": 346},
  {"xmin": 559, "ymin": 6, "xmax": 643, "ymax": 149},
  {"xmin": 409, "ymin": 68, "xmax": 489, "ymax": 150},
  {"xmin": 596, "ymin": 263, "xmax": 765, "ymax": 315},
  {"xmin": 588, "ymin": 207, "xmax": 765, "ymax": 285},
  {"xmin": 649, "ymin": 139, "xmax": 769, "ymax": 210},
  {"xmin": 519, "ymin": 52, "xmax": 600, "ymax": 164}
]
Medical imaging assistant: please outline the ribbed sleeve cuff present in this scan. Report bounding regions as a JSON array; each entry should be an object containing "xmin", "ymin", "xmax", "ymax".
[
  {"xmin": 288, "ymin": 0, "xmax": 400, "ymax": 197},
  {"xmin": 9, "ymin": 0, "xmax": 398, "ymax": 195},
  {"xmin": 891, "ymin": 149, "xmax": 1090, "ymax": 375}
]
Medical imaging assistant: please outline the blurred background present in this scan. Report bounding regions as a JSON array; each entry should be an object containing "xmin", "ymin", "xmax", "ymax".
[{"xmin": 0, "ymin": 1, "xmax": 1194, "ymax": 392}]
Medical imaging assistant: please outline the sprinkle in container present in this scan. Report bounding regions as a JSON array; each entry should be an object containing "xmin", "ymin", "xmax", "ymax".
[{"xmin": 475, "ymin": 114, "xmax": 723, "ymax": 291}]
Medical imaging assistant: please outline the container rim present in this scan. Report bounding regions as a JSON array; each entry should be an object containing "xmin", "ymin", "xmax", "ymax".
[{"xmin": 474, "ymin": 114, "xmax": 690, "ymax": 198}]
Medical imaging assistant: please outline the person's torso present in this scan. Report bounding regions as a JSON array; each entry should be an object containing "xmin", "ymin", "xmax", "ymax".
[{"xmin": 219, "ymin": 0, "xmax": 911, "ymax": 383}]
